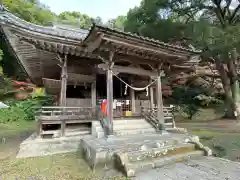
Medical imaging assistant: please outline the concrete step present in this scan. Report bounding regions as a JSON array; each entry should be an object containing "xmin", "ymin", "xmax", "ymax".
[
  {"xmin": 93, "ymin": 119, "xmax": 148, "ymax": 127},
  {"xmin": 126, "ymin": 143, "xmax": 195, "ymax": 162},
  {"xmin": 94, "ymin": 122, "xmax": 154, "ymax": 132},
  {"xmin": 122, "ymin": 150, "xmax": 204, "ymax": 177},
  {"xmin": 96, "ymin": 128, "xmax": 156, "ymax": 138}
]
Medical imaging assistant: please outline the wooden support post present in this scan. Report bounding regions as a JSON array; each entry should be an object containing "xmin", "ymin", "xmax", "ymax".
[
  {"xmin": 156, "ymin": 68, "xmax": 165, "ymax": 130},
  {"xmin": 91, "ymin": 81, "xmax": 97, "ymax": 117},
  {"xmin": 130, "ymin": 78, "xmax": 135, "ymax": 113},
  {"xmin": 60, "ymin": 55, "xmax": 67, "ymax": 136},
  {"xmin": 60, "ymin": 55, "xmax": 68, "ymax": 106},
  {"xmin": 106, "ymin": 51, "xmax": 114, "ymax": 135},
  {"xmin": 91, "ymin": 81, "xmax": 97, "ymax": 108},
  {"xmin": 149, "ymin": 79, "xmax": 154, "ymax": 109}
]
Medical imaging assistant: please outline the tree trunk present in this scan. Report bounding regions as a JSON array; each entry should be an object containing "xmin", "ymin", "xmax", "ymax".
[
  {"xmin": 215, "ymin": 56, "xmax": 235, "ymax": 118},
  {"xmin": 228, "ymin": 50, "xmax": 240, "ymax": 120}
]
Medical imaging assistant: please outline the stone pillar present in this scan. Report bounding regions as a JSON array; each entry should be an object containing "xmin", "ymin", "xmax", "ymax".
[{"xmin": 156, "ymin": 69, "xmax": 165, "ymax": 130}]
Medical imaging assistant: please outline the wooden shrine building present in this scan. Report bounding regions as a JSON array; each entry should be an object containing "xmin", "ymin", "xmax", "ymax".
[{"xmin": 0, "ymin": 7, "xmax": 200, "ymax": 136}]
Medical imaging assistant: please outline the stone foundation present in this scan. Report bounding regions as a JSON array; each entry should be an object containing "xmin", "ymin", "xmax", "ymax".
[
  {"xmin": 80, "ymin": 133, "xmax": 206, "ymax": 171},
  {"xmin": 17, "ymin": 133, "xmax": 92, "ymax": 158}
]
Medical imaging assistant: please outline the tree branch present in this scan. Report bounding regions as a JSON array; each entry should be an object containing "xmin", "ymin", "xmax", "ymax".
[
  {"xmin": 229, "ymin": 4, "xmax": 240, "ymax": 24},
  {"xmin": 224, "ymin": 0, "xmax": 232, "ymax": 16},
  {"xmin": 212, "ymin": 0, "xmax": 226, "ymax": 27}
]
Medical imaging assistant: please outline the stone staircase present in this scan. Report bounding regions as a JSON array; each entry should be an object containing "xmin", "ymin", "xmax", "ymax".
[
  {"xmin": 82, "ymin": 118, "xmax": 211, "ymax": 177},
  {"xmin": 114, "ymin": 140, "xmax": 205, "ymax": 177},
  {"xmin": 92, "ymin": 118, "xmax": 186, "ymax": 138},
  {"xmin": 92, "ymin": 118, "xmax": 157, "ymax": 138},
  {"xmin": 81, "ymin": 131, "xmax": 212, "ymax": 178}
]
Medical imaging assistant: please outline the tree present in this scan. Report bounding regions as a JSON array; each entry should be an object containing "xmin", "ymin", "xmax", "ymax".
[
  {"xmin": 94, "ymin": 16, "xmax": 103, "ymax": 25},
  {"xmin": 58, "ymin": 11, "xmax": 94, "ymax": 29},
  {"xmin": 167, "ymin": 0, "xmax": 240, "ymax": 118},
  {"xmin": 106, "ymin": 16, "xmax": 126, "ymax": 30},
  {"xmin": 124, "ymin": 0, "xmax": 240, "ymax": 119},
  {"xmin": 3, "ymin": 0, "xmax": 56, "ymax": 25}
]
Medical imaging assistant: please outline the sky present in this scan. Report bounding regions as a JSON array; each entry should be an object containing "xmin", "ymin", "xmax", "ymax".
[{"xmin": 39, "ymin": 0, "xmax": 141, "ymax": 22}]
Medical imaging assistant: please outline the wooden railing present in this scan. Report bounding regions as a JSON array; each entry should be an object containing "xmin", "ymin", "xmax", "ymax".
[
  {"xmin": 37, "ymin": 106, "xmax": 98, "ymax": 120},
  {"xmin": 36, "ymin": 106, "xmax": 98, "ymax": 137},
  {"xmin": 141, "ymin": 106, "xmax": 176, "ymax": 132}
]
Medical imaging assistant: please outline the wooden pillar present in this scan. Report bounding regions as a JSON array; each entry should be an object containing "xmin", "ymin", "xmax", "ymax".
[
  {"xmin": 60, "ymin": 55, "xmax": 67, "ymax": 106},
  {"xmin": 130, "ymin": 78, "xmax": 135, "ymax": 113},
  {"xmin": 91, "ymin": 81, "xmax": 96, "ymax": 108},
  {"xmin": 156, "ymin": 68, "xmax": 165, "ymax": 129},
  {"xmin": 106, "ymin": 51, "xmax": 114, "ymax": 135},
  {"xmin": 149, "ymin": 79, "xmax": 154, "ymax": 109},
  {"xmin": 60, "ymin": 55, "xmax": 67, "ymax": 136},
  {"xmin": 91, "ymin": 81, "xmax": 97, "ymax": 118}
]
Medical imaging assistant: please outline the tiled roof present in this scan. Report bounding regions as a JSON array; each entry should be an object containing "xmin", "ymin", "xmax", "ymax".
[
  {"xmin": 0, "ymin": 9, "xmax": 89, "ymax": 41},
  {"xmin": 0, "ymin": 7, "xmax": 200, "ymax": 54},
  {"xmin": 92, "ymin": 25, "xmax": 201, "ymax": 54}
]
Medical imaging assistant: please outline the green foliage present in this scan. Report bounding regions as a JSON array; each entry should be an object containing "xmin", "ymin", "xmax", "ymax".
[
  {"xmin": 0, "ymin": 96, "xmax": 53, "ymax": 123},
  {"xmin": 3, "ymin": 0, "xmax": 56, "ymax": 25},
  {"xmin": 194, "ymin": 94, "xmax": 223, "ymax": 107},
  {"xmin": 171, "ymin": 84, "xmax": 223, "ymax": 119},
  {"xmin": 58, "ymin": 11, "xmax": 94, "ymax": 29},
  {"xmin": 0, "ymin": 48, "xmax": 3, "ymax": 75},
  {"xmin": 177, "ymin": 104, "xmax": 199, "ymax": 120},
  {"xmin": 107, "ymin": 16, "xmax": 126, "ymax": 30}
]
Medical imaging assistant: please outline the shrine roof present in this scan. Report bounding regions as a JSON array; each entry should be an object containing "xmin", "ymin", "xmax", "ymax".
[
  {"xmin": 0, "ymin": 6, "xmax": 202, "ymax": 85},
  {"xmin": 0, "ymin": 8, "xmax": 89, "ymax": 41},
  {"xmin": 0, "ymin": 7, "xmax": 200, "ymax": 56}
]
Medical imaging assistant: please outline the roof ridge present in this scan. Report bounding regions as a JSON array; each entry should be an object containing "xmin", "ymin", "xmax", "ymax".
[{"xmin": 94, "ymin": 25, "xmax": 201, "ymax": 53}]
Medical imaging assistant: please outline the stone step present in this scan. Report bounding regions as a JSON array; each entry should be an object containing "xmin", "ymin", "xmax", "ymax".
[
  {"xmin": 165, "ymin": 122, "xmax": 174, "ymax": 127},
  {"xmin": 94, "ymin": 123, "xmax": 154, "ymax": 132},
  {"xmin": 92, "ymin": 119, "xmax": 148, "ymax": 127},
  {"xmin": 125, "ymin": 143, "xmax": 195, "ymax": 163},
  {"xmin": 96, "ymin": 128, "xmax": 156, "ymax": 138},
  {"xmin": 122, "ymin": 150, "xmax": 204, "ymax": 177}
]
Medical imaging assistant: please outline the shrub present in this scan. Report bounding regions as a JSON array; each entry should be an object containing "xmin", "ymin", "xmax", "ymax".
[{"xmin": 0, "ymin": 95, "xmax": 53, "ymax": 123}]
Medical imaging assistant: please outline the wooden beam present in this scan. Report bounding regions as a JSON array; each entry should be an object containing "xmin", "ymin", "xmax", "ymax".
[
  {"xmin": 102, "ymin": 37, "xmax": 190, "ymax": 59},
  {"xmin": 98, "ymin": 63, "xmax": 157, "ymax": 77},
  {"xmin": 67, "ymin": 73, "xmax": 96, "ymax": 83}
]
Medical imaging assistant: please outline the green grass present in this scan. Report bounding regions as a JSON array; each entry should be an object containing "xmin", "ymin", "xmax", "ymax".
[
  {"xmin": 0, "ymin": 121, "xmax": 35, "ymax": 160},
  {"xmin": 0, "ymin": 121, "xmax": 127, "ymax": 179},
  {"xmin": 0, "ymin": 152, "xmax": 127, "ymax": 180},
  {"xmin": 0, "ymin": 120, "xmax": 239, "ymax": 179},
  {"xmin": 0, "ymin": 121, "xmax": 35, "ymax": 137},
  {"xmin": 192, "ymin": 130, "xmax": 240, "ymax": 161},
  {"xmin": 175, "ymin": 107, "xmax": 224, "ymax": 122}
]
